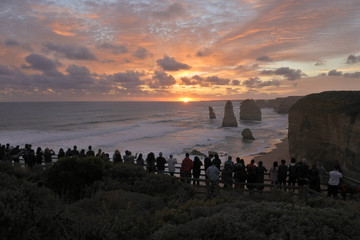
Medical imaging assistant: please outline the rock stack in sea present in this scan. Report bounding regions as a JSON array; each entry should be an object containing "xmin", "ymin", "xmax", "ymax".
[
  {"xmin": 240, "ymin": 99, "xmax": 261, "ymax": 121},
  {"xmin": 209, "ymin": 106, "xmax": 216, "ymax": 119},
  {"xmin": 242, "ymin": 128, "xmax": 255, "ymax": 140},
  {"xmin": 288, "ymin": 91, "xmax": 360, "ymax": 176},
  {"xmin": 222, "ymin": 101, "xmax": 238, "ymax": 127}
]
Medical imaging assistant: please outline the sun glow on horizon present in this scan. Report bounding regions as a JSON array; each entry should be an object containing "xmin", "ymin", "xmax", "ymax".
[{"xmin": 180, "ymin": 97, "xmax": 191, "ymax": 103}]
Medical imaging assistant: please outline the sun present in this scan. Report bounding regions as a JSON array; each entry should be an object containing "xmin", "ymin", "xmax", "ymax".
[{"xmin": 178, "ymin": 97, "xmax": 191, "ymax": 102}]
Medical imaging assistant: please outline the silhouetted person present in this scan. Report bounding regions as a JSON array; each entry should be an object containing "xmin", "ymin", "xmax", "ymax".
[
  {"xmin": 234, "ymin": 157, "xmax": 247, "ymax": 189},
  {"xmin": 136, "ymin": 153, "xmax": 145, "ymax": 166},
  {"xmin": 27, "ymin": 149, "xmax": 36, "ymax": 168},
  {"xmin": 181, "ymin": 153, "xmax": 193, "ymax": 183},
  {"xmin": 65, "ymin": 148, "xmax": 72, "ymax": 157},
  {"xmin": 71, "ymin": 145, "xmax": 79, "ymax": 156},
  {"xmin": 204, "ymin": 154, "xmax": 213, "ymax": 174},
  {"xmin": 246, "ymin": 159, "xmax": 257, "ymax": 190},
  {"xmin": 35, "ymin": 147, "xmax": 43, "ymax": 165},
  {"xmin": 156, "ymin": 152, "xmax": 167, "ymax": 174},
  {"xmin": 222, "ymin": 156, "xmax": 234, "ymax": 188},
  {"xmin": 327, "ymin": 165, "xmax": 343, "ymax": 198},
  {"xmin": 57, "ymin": 148, "xmax": 65, "ymax": 159},
  {"xmin": 167, "ymin": 154, "xmax": 177, "ymax": 176},
  {"xmin": 79, "ymin": 149, "xmax": 86, "ymax": 158},
  {"xmin": 113, "ymin": 149, "xmax": 122, "ymax": 163},
  {"xmin": 206, "ymin": 161, "xmax": 220, "ymax": 197},
  {"xmin": 193, "ymin": 156, "xmax": 203, "ymax": 185},
  {"xmin": 96, "ymin": 149, "xmax": 102, "ymax": 157},
  {"xmin": 123, "ymin": 150, "xmax": 136, "ymax": 164},
  {"xmin": 44, "ymin": 148, "xmax": 55, "ymax": 166},
  {"xmin": 146, "ymin": 152, "xmax": 156, "ymax": 173},
  {"xmin": 269, "ymin": 161, "xmax": 279, "ymax": 185},
  {"xmin": 278, "ymin": 159, "xmax": 288, "ymax": 190},
  {"xmin": 86, "ymin": 146, "xmax": 95, "ymax": 156},
  {"xmin": 256, "ymin": 161, "xmax": 267, "ymax": 190},
  {"xmin": 212, "ymin": 154, "xmax": 221, "ymax": 170},
  {"xmin": 296, "ymin": 158, "xmax": 309, "ymax": 186}
]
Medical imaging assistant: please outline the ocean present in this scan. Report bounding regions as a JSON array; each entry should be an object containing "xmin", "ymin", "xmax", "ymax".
[{"xmin": 0, "ymin": 101, "xmax": 288, "ymax": 163}]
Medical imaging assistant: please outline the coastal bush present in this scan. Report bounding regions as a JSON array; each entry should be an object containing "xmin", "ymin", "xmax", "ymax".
[
  {"xmin": 0, "ymin": 161, "xmax": 30, "ymax": 179},
  {"xmin": 0, "ymin": 172, "xmax": 63, "ymax": 240},
  {"xmin": 102, "ymin": 163, "xmax": 196, "ymax": 202},
  {"xmin": 152, "ymin": 198, "xmax": 360, "ymax": 240},
  {"xmin": 45, "ymin": 156, "xmax": 105, "ymax": 202},
  {"xmin": 58, "ymin": 189, "xmax": 165, "ymax": 240}
]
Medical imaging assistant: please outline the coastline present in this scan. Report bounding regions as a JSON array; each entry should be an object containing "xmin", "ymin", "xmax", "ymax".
[{"xmin": 250, "ymin": 138, "xmax": 290, "ymax": 169}]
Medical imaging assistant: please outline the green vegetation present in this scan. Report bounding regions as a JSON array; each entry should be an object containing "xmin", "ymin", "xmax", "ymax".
[{"xmin": 1, "ymin": 158, "xmax": 360, "ymax": 240}]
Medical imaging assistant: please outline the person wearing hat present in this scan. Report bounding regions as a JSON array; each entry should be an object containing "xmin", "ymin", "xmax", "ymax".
[{"xmin": 167, "ymin": 154, "xmax": 177, "ymax": 176}]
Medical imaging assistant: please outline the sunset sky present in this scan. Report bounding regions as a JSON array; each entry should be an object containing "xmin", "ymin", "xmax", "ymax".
[{"xmin": 1, "ymin": 0, "xmax": 360, "ymax": 102}]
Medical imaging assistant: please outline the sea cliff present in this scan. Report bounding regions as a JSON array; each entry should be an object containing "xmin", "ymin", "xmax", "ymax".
[{"xmin": 288, "ymin": 91, "xmax": 360, "ymax": 177}]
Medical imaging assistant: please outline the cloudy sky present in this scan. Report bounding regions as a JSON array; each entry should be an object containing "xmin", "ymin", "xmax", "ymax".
[{"xmin": 1, "ymin": 0, "xmax": 360, "ymax": 101}]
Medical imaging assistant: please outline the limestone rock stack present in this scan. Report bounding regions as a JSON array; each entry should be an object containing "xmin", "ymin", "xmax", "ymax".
[
  {"xmin": 209, "ymin": 106, "xmax": 216, "ymax": 119},
  {"xmin": 222, "ymin": 101, "xmax": 238, "ymax": 127},
  {"xmin": 288, "ymin": 91, "xmax": 360, "ymax": 175},
  {"xmin": 242, "ymin": 128, "xmax": 255, "ymax": 140},
  {"xmin": 240, "ymin": 99, "xmax": 261, "ymax": 121}
]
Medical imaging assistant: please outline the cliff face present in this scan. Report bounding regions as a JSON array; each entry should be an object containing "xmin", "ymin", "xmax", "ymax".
[
  {"xmin": 222, "ymin": 101, "xmax": 238, "ymax": 127},
  {"xmin": 240, "ymin": 99, "xmax": 261, "ymax": 121},
  {"xmin": 257, "ymin": 96, "xmax": 303, "ymax": 113},
  {"xmin": 288, "ymin": 91, "xmax": 360, "ymax": 176}
]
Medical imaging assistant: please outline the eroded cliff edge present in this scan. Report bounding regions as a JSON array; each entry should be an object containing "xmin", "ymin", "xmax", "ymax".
[{"xmin": 288, "ymin": 91, "xmax": 360, "ymax": 177}]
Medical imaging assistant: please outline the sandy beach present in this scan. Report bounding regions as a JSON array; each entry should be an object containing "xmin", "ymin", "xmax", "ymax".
[{"xmin": 251, "ymin": 138, "xmax": 290, "ymax": 169}]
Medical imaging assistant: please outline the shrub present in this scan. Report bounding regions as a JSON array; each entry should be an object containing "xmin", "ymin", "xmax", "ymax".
[
  {"xmin": 102, "ymin": 164, "xmax": 196, "ymax": 202},
  {"xmin": 45, "ymin": 156, "xmax": 105, "ymax": 202},
  {"xmin": 0, "ymin": 173, "xmax": 63, "ymax": 240}
]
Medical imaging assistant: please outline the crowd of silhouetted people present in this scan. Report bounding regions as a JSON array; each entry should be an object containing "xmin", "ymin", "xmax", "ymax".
[{"xmin": 0, "ymin": 143, "xmax": 345, "ymax": 198}]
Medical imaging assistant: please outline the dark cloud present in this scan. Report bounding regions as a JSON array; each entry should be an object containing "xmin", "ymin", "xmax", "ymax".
[
  {"xmin": 256, "ymin": 55, "xmax": 273, "ymax": 62},
  {"xmin": 113, "ymin": 71, "xmax": 145, "ymax": 90},
  {"xmin": 242, "ymin": 77, "xmax": 261, "ymax": 88},
  {"xmin": 149, "ymin": 71, "xmax": 176, "ymax": 88},
  {"xmin": 180, "ymin": 75, "xmax": 231, "ymax": 86},
  {"xmin": 231, "ymin": 80, "xmax": 241, "ymax": 86},
  {"xmin": 344, "ymin": 72, "xmax": 360, "ymax": 78},
  {"xmin": 180, "ymin": 77, "xmax": 196, "ymax": 85},
  {"xmin": 133, "ymin": 47, "xmax": 150, "ymax": 59},
  {"xmin": 205, "ymin": 76, "xmax": 230, "ymax": 85},
  {"xmin": 346, "ymin": 55, "xmax": 360, "ymax": 64},
  {"xmin": 65, "ymin": 65, "xmax": 93, "ymax": 84},
  {"xmin": 261, "ymin": 67, "xmax": 305, "ymax": 80},
  {"xmin": 243, "ymin": 77, "xmax": 280, "ymax": 88},
  {"xmin": 328, "ymin": 69, "xmax": 342, "ymax": 76},
  {"xmin": 22, "ymin": 54, "xmax": 59, "ymax": 73},
  {"xmin": 99, "ymin": 43, "xmax": 128, "ymax": 55},
  {"xmin": 157, "ymin": 55, "xmax": 191, "ymax": 71},
  {"xmin": 326, "ymin": 70, "xmax": 360, "ymax": 78},
  {"xmin": 196, "ymin": 48, "xmax": 211, "ymax": 57},
  {"xmin": 153, "ymin": 2, "xmax": 186, "ymax": 20},
  {"xmin": 5, "ymin": 39, "xmax": 19, "ymax": 46},
  {"xmin": 43, "ymin": 42, "xmax": 97, "ymax": 60}
]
